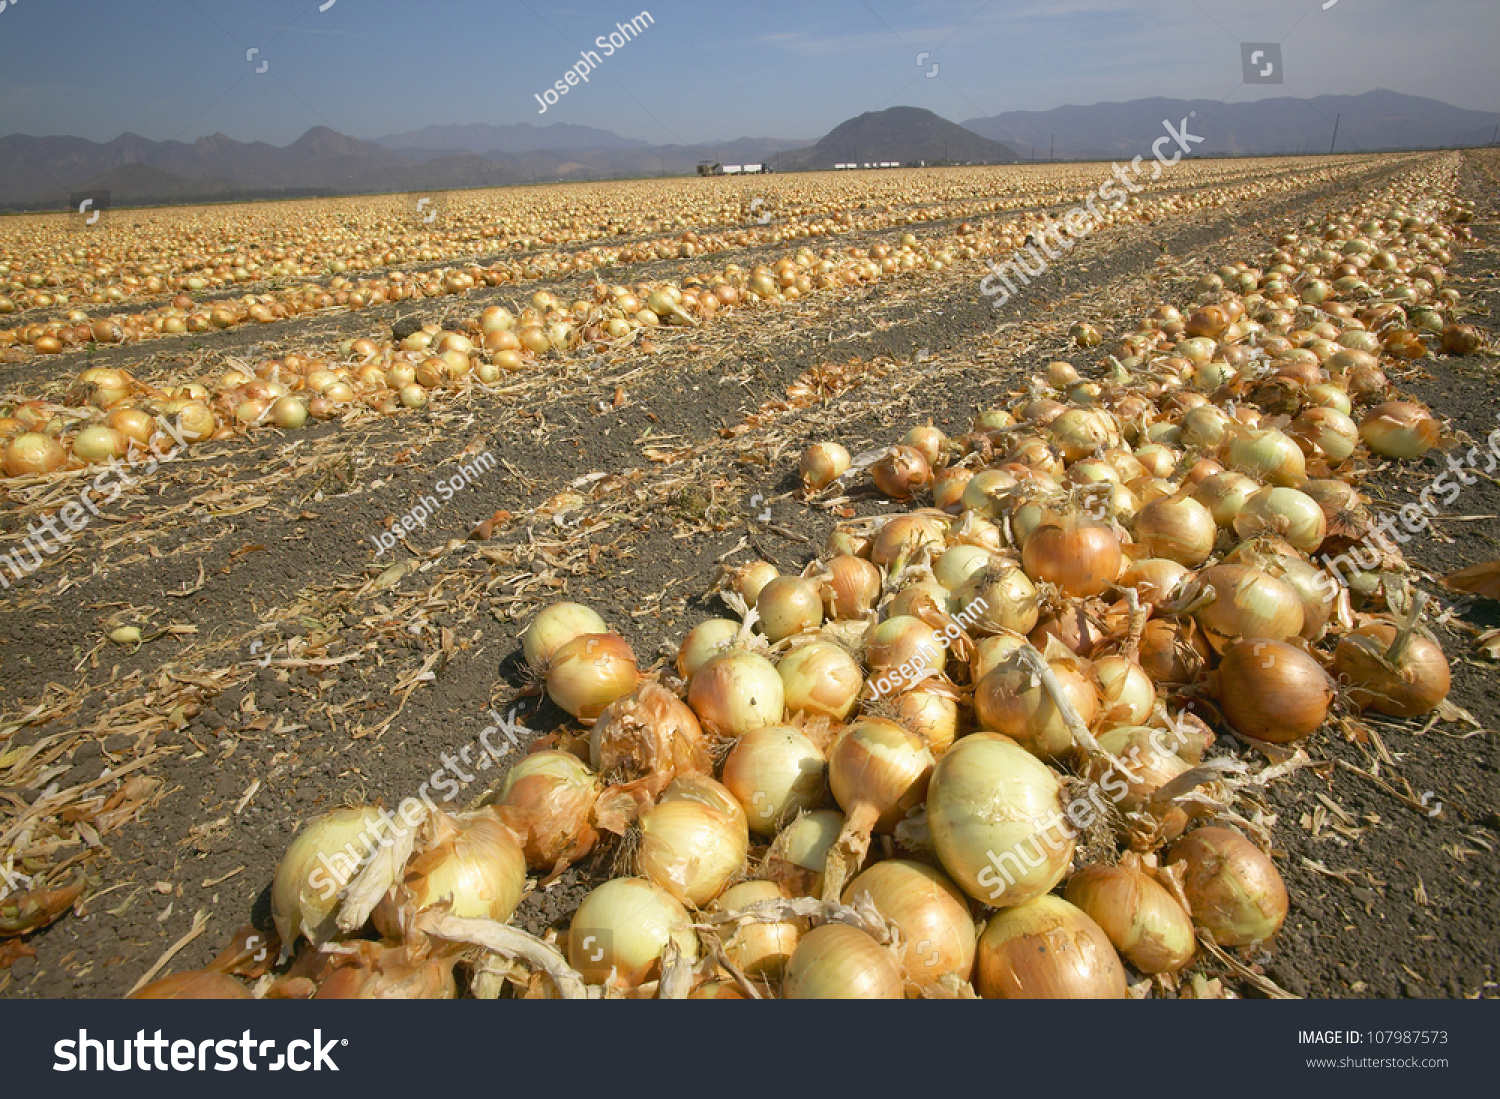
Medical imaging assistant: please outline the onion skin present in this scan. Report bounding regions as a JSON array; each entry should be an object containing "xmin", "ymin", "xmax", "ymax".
[
  {"xmin": 399, "ymin": 810, "xmax": 527, "ymax": 924},
  {"xmin": 1333, "ymin": 621, "xmax": 1450, "ymax": 717},
  {"xmin": 973, "ymin": 656, "xmax": 1098, "ymax": 760},
  {"xmin": 523, "ymin": 602, "xmax": 607, "ymax": 668},
  {"xmin": 1134, "ymin": 494, "xmax": 1216, "ymax": 566},
  {"xmin": 1063, "ymin": 864, "xmax": 1195, "ymax": 974},
  {"xmin": 756, "ymin": 576, "xmax": 823, "ymax": 642},
  {"xmin": 828, "ymin": 718, "xmax": 933, "ymax": 833},
  {"xmin": 1214, "ymin": 639, "xmax": 1334, "ymax": 743},
  {"xmin": 928, "ymin": 733, "xmax": 1073, "ymax": 907},
  {"xmin": 714, "ymin": 880, "xmax": 802, "ymax": 979},
  {"xmin": 1168, "ymin": 827, "xmax": 1288, "ymax": 947},
  {"xmin": 975, "ymin": 895, "xmax": 1127, "ymax": 999},
  {"xmin": 272, "ymin": 806, "xmax": 387, "ymax": 949},
  {"xmin": 1022, "ymin": 520, "xmax": 1122, "ymax": 598},
  {"xmin": 1193, "ymin": 564, "xmax": 1305, "ymax": 653},
  {"xmin": 783, "ymin": 924, "xmax": 904, "ymax": 999},
  {"xmin": 872, "ymin": 445, "xmax": 932, "ymax": 500},
  {"xmin": 688, "ymin": 649, "xmax": 785, "ymax": 738},
  {"xmin": 492, "ymin": 751, "xmax": 600, "ymax": 875},
  {"xmin": 567, "ymin": 877, "xmax": 698, "ymax": 986},
  {"xmin": 721, "ymin": 725, "xmax": 826, "ymax": 835},
  {"xmin": 800, "ymin": 442, "xmax": 851, "ymax": 491},
  {"xmin": 545, "ymin": 632, "xmax": 640, "ymax": 720}
]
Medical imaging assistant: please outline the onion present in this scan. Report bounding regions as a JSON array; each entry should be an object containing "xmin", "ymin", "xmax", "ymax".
[
  {"xmin": 894, "ymin": 685, "xmax": 961, "ymax": 755},
  {"xmin": 1134, "ymin": 494, "xmax": 1216, "ymax": 566},
  {"xmin": 778, "ymin": 640, "xmax": 862, "ymax": 720},
  {"xmin": 1092, "ymin": 725, "xmax": 1189, "ymax": 816},
  {"xmin": 783, "ymin": 924, "xmax": 903, "ymax": 999},
  {"xmin": 1022, "ymin": 518, "xmax": 1121, "ymax": 598},
  {"xmin": 714, "ymin": 880, "xmax": 803, "ymax": 979},
  {"xmin": 1360, "ymin": 401, "xmax": 1440, "ymax": 458},
  {"xmin": 934, "ymin": 466, "xmax": 974, "ymax": 511},
  {"xmin": 1064, "ymin": 862, "xmax": 1195, "ymax": 974},
  {"xmin": 928, "ymin": 732, "xmax": 1072, "ymax": 907},
  {"xmin": 975, "ymin": 895, "xmax": 1127, "ymax": 999},
  {"xmin": 272, "ymin": 806, "xmax": 387, "ymax": 948},
  {"xmin": 756, "ymin": 576, "xmax": 823, "ymax": 642},
  {"xmin": 398, "ymin": 810, "xmax": 526, "ymax": 923},
  {"xmin": 1334, "ymin": 619, "xmax": 1450, "ymax": 717},
  {"xmin": 799, "ymin": 442, "xmax": 851, "ymax": 491},
  {"xmin": 1138, "ymin": 619, "xmax": 1210, "ymax": 684},
  {"xmin": 1232, "ymin": 486, "xmax": 1327, "ymax": 554},
  {"xmin": 843, "ymin": 859, "xmax": 975, "ymax": 988},
  {"xmin": 869, "ymin": 514, "xmax": 946, "ymax": 568},
  {"xmin": 546, "ymin": 632, "xmax": 640, "ymax": 720},
  {"xmin": 819, "ymin": 555, "xmax": 882, "ymax": 619},
  {"xmin": 1118, "ymin": 558, "xmax": 1189, "ymax": 605},
  {"xmin": 732, "ymin": 560, "xmax": 780, "ymax": 603},
  {"xmin": 1214, "ymin": 638, "xmax": 1334, "ymax": 743},
  {"xmin": 1192, "ymin": 564, "xmax": 1305, "ymax": 652},
  {"xmin": 3, "ymin": 432, "xmax": 67, "ymax": 477},
  {"xmin": 688, "ymin": 649, "xmax": 784, "ymax": 737},
  {"xmin": 973, "ymin": 654, "xmax": 1098, "ymax": 760},
  {"xmin": 1226, "ymin": 428, "xmax": 1306, "ymax": 487},
  {"xmin": 866, "ymin": 615, "xmax": 946, "ymax": 695},
  {"xmin": 1290, "ymin": 406, "xmax": 1359, "ymax": 462},
  {"xmin": 491, "ymin": 750, "xmax": 600, "ymax": 875},
  {"xmin": 1192, "ymin": 470, "xmax": 1260, "ymax": 527},
  {"xmin": 637, "ymin": 776, "xmax": 748, "ymax": 905},
  {"xmin": 591, "ymin": 682, "xmax": 709, "ymax": 801},
  {"xmin": 872, "ymin": 445, "xmax": 932, "ymax": 500},
  {"xmin": 933, "ymin": 544, "xmax": 1002, "ymax": 591},
  {"xmin": 71, "ymin": 425, "xmax": 126, "ymax": 464},
  {"xmin": 676, "ymin": 618, "xmax": 739, "ymax": 678},
  {"xmin": 1093, "ymin": 655, "xmax": 1157, "ymax": 725},
  {"xmin": 523, "ymin": 601, "xmax": 608, "ymax": 668},
  {"xmin": 722, "ymin": 725, "xmax": 827, "ymax": 834},
  {"xmin": 567, "ymin": 877, "xmax": 698, "ymax": 986},
  {"xmin": 1167, "ymin": 827, "xmax": 1288, "ymax": 946},
  {"xmin": 950, "ymin": 565, "xmax": 1040, "ymax": 636},
  {"xmin": 269, "ymin": 396, "xmax": 308, "ymax": 429},
  {"xmin": 130, "ymin": 971, "xmax": 253, "ymax": 1000}
]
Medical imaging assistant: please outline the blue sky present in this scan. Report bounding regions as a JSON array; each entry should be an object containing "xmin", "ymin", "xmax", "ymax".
[{"xmin": 0, "ymin": 0, "xmax": 1496, "ymax": 145}]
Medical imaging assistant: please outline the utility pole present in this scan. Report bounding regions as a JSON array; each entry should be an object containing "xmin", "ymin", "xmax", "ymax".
[
  {"xmin": 1491, "ymin": 124, "xmax": 1498, "ymax": 146},
  {"xmin": 1050, "ymin": 134, "xmax": 1055, "ymax": 162},
  {"xmin": 1329, "ymin": 113, "xmax": 1340, "ymax": 155}
]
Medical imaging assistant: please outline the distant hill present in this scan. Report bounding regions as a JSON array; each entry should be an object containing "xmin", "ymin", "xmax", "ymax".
[
  {"xmin": 372, "ymin": 122, "xmax": 649, "ymax": 154},
  {"xmin": 778, "ymin": 107, "xmax": 1019, "ymax": 169},
  {"xmin": 962, "ymin": 90, "xmax": 1500, "ymax": 158}
]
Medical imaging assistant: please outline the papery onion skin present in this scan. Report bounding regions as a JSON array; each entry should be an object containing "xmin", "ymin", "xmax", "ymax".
[
  {"xmin": 1168, "ymin": 827, "xmax": 1288, "ymax": 947},
  {"xmin": 568, "ymin": 877, "xmax": 698, "ymax": 986},
  {"xmin": 715, "ymin": 880, "xmax": 802, "ymax": 979},
  {"xmin": 1064, "ymin": 864, "xmax": 1195, "ymax": 974},
  {"xmin": 1359, "ymin": 401, "xmax": 1440, "ymax": 459},
  {"xmin": 973, "ymin": 656, "xmax": 1098, "ymax": 760},
  {"xmin": 637, "ymin": 786, "xmax": 748, "ymax": 906},
  {"xmin": 820, "ymin": 555, "xmax": 882, "ymax": 619},
  {"xmin": 1214, "ymin": 638, "xmax": 1334, "ymax": 743},
  {"xmin": 828, "ymin": 718, "xmax": 934, "ymax": 832},
  {"xmin": 1192, "ymin": 564, "xmax": 1305, "ymax": 653},
  {"xmin": 928, "ymin": 733, "xmax": 1073, "ymax": 907},
  {"xmin": 975, "ymin": 895, "xmax": 1128, "ymax": 999},
  {"xmin": 1022, "ymin": 520, "xmax": 1122, "ymax": 598},
  {"xmin": 800, "ymin": 442, "xmax": 851, "ymax": 492},
  {"xmin": 843, "ymin": 859, "xmax": 976, "ymax": 988},
  {"xmin": 757, "ymin": 576, "xmax": 824, "ymax": 642},
  {"xmin": 129, "ymin": 971, "xmax": 254, "ymax": 999},
  {"xmin": 676, "ymin": 618, "xmax": 739, "ymax": 679},
  {"xmin": 400, "ymin": 810, "xmax": 526, "ymax": 923},
  {"xmin": 1333, "ymin": 621, "xmax": 1451, "ymax": 717},
  {"xmin": 783, "ymin": 923, "xmax": 904, "ymax": 999},
  {"xmin": 1134, "ymin": 494, "xmax": 1216, "ymax": 566},
  {"xmin": 492, "ymin": 750, "xmax": 600, "ymax": 874},
  {"xmin": 272, "ymin": 806, "xmax": 388, "ymax": 948}
]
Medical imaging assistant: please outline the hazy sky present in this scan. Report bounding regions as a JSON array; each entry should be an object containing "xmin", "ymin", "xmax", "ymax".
[{"xmin": 0, "ymin": 0, "xmax": 1496, "ymax": 145}]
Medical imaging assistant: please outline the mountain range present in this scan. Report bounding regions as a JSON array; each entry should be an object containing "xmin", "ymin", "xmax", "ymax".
[{"xmin": 1, "ymin": 91, "xmax": 1494, "ymax": 211}]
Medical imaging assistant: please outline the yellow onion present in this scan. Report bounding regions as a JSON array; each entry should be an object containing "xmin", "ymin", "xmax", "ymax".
[
  {"xmin": 1064, "ymin": 862, "xmax": 1195, "ymax": 973},
  {"xmin": 975, "ymin": 895, "xmax": 1127, "ymax": 999},
  {"xmin": 1167, "ymin": 827, "xmax": 1288, "ymax": 946},
  {"xmin": 819, "ymin": 555, "xmax": 882, "ymax": 619},
  {"xmin": 933, "ymin": 544, "xmax": 1003, "ymax": 591},
  {"xmin": 971, "ymin": 630, "xmax": 1030, "ymax": 681},
  {"xmin": 399, "ymin": 810, "xmax": 526, "ymax": 923},
  {"xmin": 491, "ymin": 750, "xmax": 600, "ymax": 874},
  {"xmin": 950, "ymin": 564, "xmax": 1040, "ymax": 636},
  {"xmin": 688, "ymin": 649, "xmax": 784, "ymax": 736},
  {"xmin": 714, "ymin": 880, "xmax": 803, "ymax": 979},
  {"xmin": 1118, "ymin": 558, "xmax": 1190, "ymax": 605},
  {"xmin": 1192, "ymin": 564, "xmax": 1304, "ymax": 652},
  {"xmin": 872, "ymin": 445, "xmax": 932, "ymax": 500},
  {"xmin": 843, "ymin": 860, "xmax": 975, "ymax": 989},
  {"xmin": 1134, "ymin": 494, "xmax": 1216, "ymax": 566},
  {"xmin": 272, "ymin": 806, "xmax": 387, "ymax": 948},
  {"xmin": 567, "ymin": 877, "xmax": 698, "ymax": 985},
  {"xmin": 778, "ymin": 640, "xmax": 862, "ymax": 720},
  {"xmin": 756, "ymin": 576, "xmax": 824, "ymax": 642},
  {"xmin": 1022, "ymin": 518, "xmax": 1121, "ymax": 598},
  {"xmin": 1213, "ymin": 638, "xmax": 1334, "ymax": 743},
  {"xmin": 523, "ymin": 601, "xmax": 608, "ymax": 668},
  {"xmin": 866, "ymin": 616, "xmax": 946, "ymax": 695},
  {"xmin": 973, "ymin": 654, "xmax": 1098, "ymax": 760},
  {"xmin": 3, "ymin": 432, "xmax": 67, "ymax": 477},
  {"xmin": 722, "ymin": 725, "xmax": 826, "ymax": 834},
  {"xmin": 590, "ymin": 682, "xmax": 709, "ymax": 796},
  {"xmin": 783, "ymin": 924, "xmax": 903, "ymax": 999},
  {"xmin": 130, "ymin": 971, "xmax": 254, "ymax": 1000},
  {"xmin": 934, "ymin": 465, "xmax": 975, "ymax": 511},
  {"xmin": 769, "ymin": 809, "xmax": 844, "ymax": 888},
  {"xmin": 886, "ymin": 580, "xmax": 949, "ymax": 620},
  {"xmin": 71, "ymin": 425, "xmax": 126, "ymax": 464},
  {"xmin": 828, "ymin": 718, "xmax": 933, "ymax": 835},
  {"xmin": 545, "ymin": 632, "xmax": 640, "ymax": 720},
  {"xmin": 1360, "ymin": 401, "xmax": 1441, "ymax": 459},
  {"xmin": 731, "ymin": 560, "xmax": 780, "ymax": 603},
  {"xmin": 1092, "ymin": 725, "xmax": 1190, "ymax": 814},
  {"xmin": 928, "ymin": 733, "xmax": 1072, "ymax": 907},
  {"xmin": 1232, "ymin": 487, "xmax": 1327, "ymax": 554},
  {"xmin": 1290, "ymin": 406, "xmax": 1359, "ymax": 462},
  {"xmin": 676, "ymin": 618, "xmax": 739, "ymax": 678},
  {"xmin": 868, "ymin": 514, "xmax": 946, "ymax": 568},
  {"xmin": 1192, "ymin": 470, "xmax": 1260, "ymax": 527},
  {"xmin": 637, "ymin": 777, "xmax": 748, "ymax": 906},
  {"xmin": 1333, "ymin": 620, "xmax": 1450, "ymax": 717},
  {"xmin": 800, "ymin": 441, "xmax": 851, "ymax": 491},
  {"xmin": 894, "ymin": 685, "xmax": 961, "ymax": 755},
  {"xmin": 1226, "ymin": 428, "xmax": 1306, "ymax": 486},
  {"xmin": 1093, "ymin": 655, "xmax": 1157, "ymax": 725}
]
